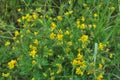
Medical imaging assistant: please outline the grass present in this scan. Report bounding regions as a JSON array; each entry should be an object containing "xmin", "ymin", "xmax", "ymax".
[{"xmin": 0, "ymin": 0, "xmax": 120, "ymax": 80}]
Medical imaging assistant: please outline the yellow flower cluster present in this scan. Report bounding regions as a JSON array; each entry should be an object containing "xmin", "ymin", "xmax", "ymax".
[
  {"xmin": 29, "ymin": 45, "xmax": 37, "ymax": 58},
  {"xmin": 51, "ymin": 22, "xmax": 57, "ymax": 31},
  {"xmin": 72, "ymin": 52, "xmax": 86, "ymax": 76},
  {"xmin": 97, "ymin": 74, "xmax": 103, "ymax": 80},
  {"xmin": 98, "ymin": 43, "xmax": 104, "ymax": 50},
  {"xmin": 15, "ymin": 30, "xmax": 20, "ymax": 37},
  {"xmin": 79, "ymin": 35, "xmax": 88, "ymax": 43},
  {"xmin": 2, "ymin": 72, "xmax": 10, "ymax": 77},
  {"xmin": 5, "ymin": 41, "xmax": 10, "ymax": 46},
  {"xmin": 8, "ymin": 60, "xmax": 17, "ymax": 69}
]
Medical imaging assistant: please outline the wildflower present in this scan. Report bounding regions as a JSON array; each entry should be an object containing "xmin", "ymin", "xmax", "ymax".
[
  {"xmin": 2, "ymin": 72, "xmax": 10, "ymax": 77},
  {"xmin": 65, "ymin": 30, "xmax": 70, "ymax": 35},
  {"xmin": 66, "ymin": 47, "xmax": 71, "ymax": 53},
  {"xmin": 31, "ymin": 77, "xmax": 35, "ymax": 80},
  {"xmin": 94, "ymin": 13, "xmax": 98, "ymax": 17},
  {"xmin": 57, "ymin": 34, "xmax": 63, "ymax": 40},
  {"xmin": 34, "ymin": 31, "xmax": 38, "ymax": 35},
  {"xmin": 8, "ymin": 60, "xmax": 17, "ymax": 69},
  {"xmin": 57, "ymin": 16, "xmax": 62, "ymax": 21},
  {"xmin": 79, "ymin": 35, "xmax": 88, "ymax": 43},
  {"xmin": 22, "ymin": 16, "xmax": 26, "ymax": 20},
  {"xmin": 5, "ymin": 41, "xmax": 10, "ymax": 46},
  {"xmin": 71, "ymin": 59, "xmax": 77, "ymax": 66},
  {"xmin": 80, "ymin": 23, "xmax": 85, "ymax": 29},
  {"xmin": 17, "ymin": 8, "xmax": 21, "ymax": 12},
  {"xmin": 15, "ymin": 30, "xmax": 20, "ymax": 37},
  {"xmin": 81, "ymin": 16, "xmax": 85, "ymax": 22},
  {"xmin": 30, "ymin": 50, "xmax": 37, "ymax": 58},
  {"xmin": 15, "ymin": 39, "xmax": 19, "ymax": 43},
  {"xmin": 109, "ymin": 53, "xmax": 113, "ymax": 58},
  {"xmin": 75, "ymin": 67, "xmax": 83, "ymax": 76},
  {"xmin": 99, "ymin": 63, "xmax": 103, "ymax": 70},
  {"xmin": 17, "ymin": 18, "xmax": 21, "ymax": 23},
  {"xmin": 26, "ymin": 29, "xmax": 31, "ymax": 34},
  {"xmin": 67, "ymin": 41, "xmax": 72, "ymax": 46},
  {"xmin": 98, "ymin": 43, "xmax": 103, "ymax": 50},
  {"xmin": 50, "ymin": 72, "xmax": 54, "ymax": 76},
  {"xmin": 64, "ymin": 11, "xmax": 73, "ymax": 15},
  {"xmin": 12, "ymin": 46, "xmax": 15, "ymax": 50},
  {"xmin": 32, "ymin": 13, "xmax": 38, "ymax": 19},
  {"xmin": 56, "ymin": 63, "xmax": 62, "ymax": 74},
  {"xmin": 50, "ymin": 33, "xmax": 56, "ymax": 40},
  {"xmin": 97, "ymin": 74, "xmax": 103, "ymax": 80},
  {"xmin": 50, "ymin": 76, "xmax": 55, "ymax": 80},
  {"xmin": 29, "ymin": 45, "xmax": 37, "ymax": 51},
  {"xmin": 77, "ymin": 53, "xmax": 83, "ymax": 60},
  {"xmin": 93, "ymin": 24, "xmax": 96, "ymax": 28},
  {"xmin": 33, "ymin": 39, "xmax": 39, "ymax": 45},
  {"xmin": 26, "ymin": 14, "xmax": 31, "ymax": 22},
  {"xmin": 32, "ymin": 60, "xmax": 37, "ymax": 65},
  {"xmin": 51, "ymin": 22, "xmax": 57, "ymax": 30}
]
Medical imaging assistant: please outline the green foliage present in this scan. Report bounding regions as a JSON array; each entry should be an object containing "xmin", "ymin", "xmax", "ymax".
[{"xmin": 0, "ymin": 0, "xmax": 120, "ymax": 80}]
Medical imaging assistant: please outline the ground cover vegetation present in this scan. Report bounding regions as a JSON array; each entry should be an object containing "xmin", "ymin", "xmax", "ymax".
[{"xmin": 0, "ymin": 0, "xmax": 120, "ymax": 80}]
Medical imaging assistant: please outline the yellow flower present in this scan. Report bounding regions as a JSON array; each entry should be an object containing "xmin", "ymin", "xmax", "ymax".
[
  {"xmin": 51, "ymin": 22, "xmax": 57, "ymax": 30},
  {"xmin": 17, "ymin": 8, "xmax": 21, "ymax": 12},
  {"xmin": 65, "ymin": 30, "xmax": 70, "ymax": 35},
  {"xmin": 57, "ymin": 16, "xmax": 62, "ymax": 21},
  {"xmin": 66, "ymin": 47, "xmax": 71, "ymax": 53},
  {"xmin": 71, "ymin": 59, "xmax": 77, "ymax": 66},
  {"xmin": 109, "ymin": 53, "xmax": 113, "ymax": 58},
  {"xmin": 99, "ymin": 63, "xmax": 103, "ymax": 70},
  {"xmin": 22, "ymin": 16, "xmax": 26, "ymax": 20},
  {"xmin": 15, "ymin": 30, "xmax": 20, "ymax": 37},
  {"xmin": 79, "ymin": 35, "xmax": 88, "ymax": 43},
  {"xmin": 34, "ymin": 31, "xmax": 38, "ymax": 35},
  {"xmin": 32, "ymin": 13, "xmax": 38, "ymax": 19},
  {"xmin": 17, "ymin": 18, "xmax": 21, "ymax": 23},
  {"xmin": 2, "ymin": 72, "xmax": 10, "ymax": 77},
  {"xmin": 56, "ymin": 63, "xmax": 62, "ymax": 74},
  {"xmin": 50, "ymin": 72, "xmax": 54, "ymax": 76},
  {"xmin": 97, "ymin": 74, "xmax": 103, "ymax": 80},
  {"xmin": 94, "ymin": 13, "xmax": 98, "ymax": 17},
  {"xmin": 30, "ymin": 50, "xmax": 37, "ymax": 58},
  {"xmin": 33, "ymin": 39, "xmax": 39, "ymax": 45},
  {"xmin": 98, "ymin": 43, "xmax": 103, "ymax": 50},
  {"xmin": 67, "ymin": 41, "xmax": 72, "ymax": 46},
  {"xmin": 81, "ymin": 16, "xmax": 85, "ymax": 22},
  {"xmin": 5, "ymin": 41, "xmax": 10, "ymax": 46},
  {"xmin": 80, "ymin": 23, "xmax": 85, "ymax": 29},
  {"xmin": 32, "ymin": 60, "xmax": 37, "ymax": 65},
  {"xmin": 29, "ymin": 45, "xmax": 37, "ymax": 51},
  {"xmin": 57, "ymin": 34, "xmax": 63, "ymax": 40},
  {"xmin": 50, "ymin": 76, "xmax": 55, "ymax": 80},
  {"xmin": 31, "ymin": 77, "xmax": 35, "ymax": 80},
  {"xmin": 50, "ymin": 33, "xmax": 56, "ymax": 40},
  {"xmin": 77, "ymin": 53, "xmax": 83, "ymax": 60},
  {"xmin": 8, "ymin": 60, "xmax": 17, "ymax": 69},
  {"xmin": 64, "ymin": 10, "xmax": 73, "ymax": 15},
  {"xmin": 26, "ymin": 29, "xmax": 31, "ymax": 34},
  {"xmin": 93, "ymin": 24, "xmax": 96, "ymax": 28},
  {"xmin": 12, "ymin": 46, "xmax": 15, "ymax": 50},
  {"xmin": 75, "ymin": 67, "xmax": 83, "ymax": 76}
]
